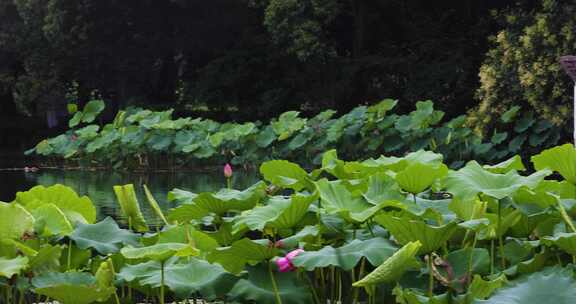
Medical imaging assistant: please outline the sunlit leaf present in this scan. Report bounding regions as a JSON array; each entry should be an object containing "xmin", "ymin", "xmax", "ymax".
[{"xmin": 113, "ymin": 184, "xmax": 148, "ymax": 232}]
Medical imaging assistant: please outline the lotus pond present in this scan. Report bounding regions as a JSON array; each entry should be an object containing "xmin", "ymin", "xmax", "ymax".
[
  {"xmin": 0, "ymin": 144, "xmax": 575, "ymax": 304},
  {"xmin": 0, "ymin": 169, "xmax": 259, "ymax": 227}
]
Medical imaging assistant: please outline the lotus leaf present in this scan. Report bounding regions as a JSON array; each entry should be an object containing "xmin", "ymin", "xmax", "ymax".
[
  {"xmin": 315, "ymin": 179, "xmax": 391, "ymax": 223},
  {"xmin": 14, "ymin": 184, "xmax": 96, "ymax": 224},
  {"xmin": 32, "ymin": 272, "xmax": 115, "ymax": 304},
  {"xmin": 113, "ymin": 184, "xmax": 149, "ymax": 232},
  {"xmin": 0, "ymin": 256, "xmax": 28, "ymax": 278},
  {"xmin": 531, "ymin": 144, "xmax": 576, "ymax": 184},
  {"xmin": 396, "ymin": 162, "xmax": 448, "ymax": 194},
  {"xmin": 120, "ymin": 257, "xmax": 239, "ymax": 299},
  {"xmin": 260, "ymin": 160, "xmax": 313, "ymax": 191},
  {"xmin": 70, "ymin": 217, "xmax": 139, "ymax": 255},
  {"xmin": 353, "ymin": 241, "xmax": 421, "ymax": 287},
  {"xmin": 484, "ymin": 155, "xmax": 525, "ymax": 173},
  {"xmin": 143, "ymin": 185, "xmax": 168, "ymax": 225},
  {"xmin": 207, "ymin": 238, "xmax": 278, "ymax": 274},
  {"xmin": 233, "ymin": 192, "xmax": 317, "ymax": 232},
  {"xmin": 31, "ymin": 203, "xmax": 73, "ymax": 236},
  {"xmin": 375, "ymin": 215, "xmax": 457, "ymax": 254},
  {"xmin": 192, "ymin": 181, "xmax": 267, "ymax": 215},
  {"xmin": 445, "ymin": 161, "xmax": 550, "ymax": 200},
  {"xmin": 475, "ymin": 267, "xmax": 576, "ymax": 304},
  {"xmin": 121, "ymin": 242, "xmax": 197, "ymax": 261},
  {"xmin": 292, "ymin": 237, "xmax": 398, "ymax": 271},
  {"xmin": 0, "ymin": 202, "xmax": 34, "ymax": 240},
  {"xmin": 30, "ymin": 245, "xmax": 62, "ymax": 274},
  {"xmin": 167, "ymin": 203, "xmax": 209, "ymax": 224}
]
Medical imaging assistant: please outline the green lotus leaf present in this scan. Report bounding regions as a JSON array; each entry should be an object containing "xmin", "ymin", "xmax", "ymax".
[
  {"xmin": 207, "ymin": 239, "xmax": 278, "ymax": 274},
  {"xmin": 113, "ymin": 184, "xmax": 148, "ymax": 232},
  {"xmin": 75, "ymin": 125, "xmax": 100, "ymax": 139},
  {"xmin": 69, "ymin": 111, "xmax": 83, "ymax": 128},
  {"xmin": 81, "ymin": 99, "xmax": 105, "ymax": 123},
  {"xmin": 233, "ymin": 192, "xmax": 317, "ymax": 232},
  {"xmin": 484, "ymin": 155, "xmax": 525, "ymax": 173},
  {"xmin": 531, "ymin": 144, "xmax": 576, "ymax": 184},
  {"xmin": 228, "ymin": 265, "xmax": 313, "ymax": 304},
  {"xmin": 353, "ymin": 241, "xmax": 421, "ymax": 287},
  {"xmin": 118, "ymin": 257, "xmax": 239, "ymax": 300},
  {"xmin": 70, "ymin": 217, "xmax": 139, "ymax": 255},
  {"xmin": 167, "ymin": 203, "xmax": 209, "ymax": 224},
  {"xmin": 375, "ymin": 215, "xmax": 457, "ymax": 254},
  {"xmin": 445, "ymin": 248, "xmax": 490, "ymax": 279},
  {"xmin": 513, "ymin": 187, "xmax": 559, "ymax": 210},
  {"xmin": 278, "ymin": 225, "xmax": 320, "ymax": 248},
  {"xmin": 448, "ymin": 198, "xmax": 487, "ymax": 222},
  {"xmin": 542, "ymin": 232, "xmax": 576, "ymax": 255},
  {"xmin": 477, "ymin": 210, "xmax": 522, "ymax": 240},
  {"xmin": 29, "ymin": 245, "xmax": 62, "ymax": 274},
  {"xmin": 255, "ymin": 125, "xmax": 277, "ymax": 147},
  {"xmin": 143, "ymin": 185, "xmax": 168, "ymax": 225},
  {"xmin": 167, "ymin": 188, "xmax": 198, "ymax": 203},
  {"xmin": 86, "ymin": 128, "xmax": 120, "ymax": 153},
  {"xmin": 31, "ymin": 204, "xmax": 73, "ymax": 237},
  {"xmin": 466, "ymin": 275, "xmax": 508, "ymax": 301},
  {"xmin": 362, "ymin": 172, "xmax": 407, "ymax": 208},
  {"xmin": 260, "ymin": 160, "xmax": 313, "ymax": 191},
  {"xmin": 192, "ymin": 182, "xmax": 267, "ymax": 215},
  {"xmin": 315, "ymin": 179, "xmax": 390, "ymax": 223},
  {"xmin": 271, "ymin": 111, "xmax": 307, "ymax": 141},
  {"xmin": 321, "ymin": 149, "xmax": 354, "ymax": 179},
  {"xmin": 475, "ymin": 267, "xmax": 576, "ymax": 304},
  {"xmin": 445, "ymin": 161, "xmax": 550, "ymax": 200},
  {"xmin": 157, "ymin": 225, "xmax": 219, "ymax": 255},
  {"xmin": 94, "ymin": 259, "xmax": 114, "ymax": 288},
  {"xmin": 32, "ymin": 272, "xmax": 114, "ymax": 304},
  {"xmin": 14, "ymin": 184, "xmax": 96, "ymax": 224},
  {"xmin": 121, "ymin": 242, "xmax": 197, "ymax": 261},
  {"xmin": 392, "ymin": 287, "xmax": 452, "ymax": 304},
  {"xmin": 292, "ymin": 237, "xmax": 398, "ymax": 271},
  {"xmin": 396, "ymin": 162, "xmax": 448, "ymax": 194},
  {"xmin": 0, "ymin": 202, "xmax": 34, "ymax": 240},
  {"xmin": 1, "ymin": 239, "xmax": 38, "ymax": 257},
  {"xmin": 0, "ymin": 256, "xmax": 28, "ymax": 278},
  {"xmin": 147, "ymin": 131, "xmax": 173, "ymax": 150},
  {"xmin": 536, "ymin": 180, "xmax": 576, "ymax": 199}
]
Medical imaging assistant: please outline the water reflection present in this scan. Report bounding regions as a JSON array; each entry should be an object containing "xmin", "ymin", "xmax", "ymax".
[{"xmin": 0, "ymin": 169, "xmax": 260, "ymax": 226}]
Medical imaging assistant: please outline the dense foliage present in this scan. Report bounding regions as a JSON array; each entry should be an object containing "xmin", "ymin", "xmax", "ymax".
[
  {"xmin": 0, "ymin": 0, "xmax": 545, "ymax": 121},
  {"xmin": 472, "ymin": 0, "xmax": 575, "ymax": 132},
  {"xmin": 1, "ymin": 144, "xmax": 576, "ymax": 303},
  {"xmin": 27, "ymin": 99, "xmax": 565, "ymax": 170}
]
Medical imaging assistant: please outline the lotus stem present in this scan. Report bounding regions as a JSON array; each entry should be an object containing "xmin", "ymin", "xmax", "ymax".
[
  {"xmin": 304, "ymin": 273, "xmax": 321, "ymax": 304},
  {"xmin": 268, "ymin": 261, "xmax": 283, "ymax": 304},
  {"xmin": 466, "ymin": 233, "xmax": 478, "ymax": 286},
  {"xmin": 226, "ymin": 177, "xmax": 232, "ymax": 189},
  {"xmin": 557, "ymin": 201, "xmax": 576, "ymax": 232},
  {"xmin": 428, "ymin": 254, "xmax": 434, "ymax": 297},
  {"xmin": 497, "ymin": 200, "xmax": 505, "ymax": 269},
  {"xmin": 160, "ymin": 261, "xmax": 166, "ymax": 304},
  {"xmin": 490, "ymin": 239, "xmax": 495, "ymax": 275},
  {"xmin": 67, "ymin": 238, "xmax": 73, "ymax": 270}
]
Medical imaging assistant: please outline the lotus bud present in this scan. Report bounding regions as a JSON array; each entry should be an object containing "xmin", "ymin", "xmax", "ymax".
[{"xmin": 224, "ymin": 163, "xmax": 233, "ymax": 178}]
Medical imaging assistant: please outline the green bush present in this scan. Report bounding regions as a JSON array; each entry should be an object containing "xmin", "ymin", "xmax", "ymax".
[{"xmin": 472, "ymin": 0, "xmax": 575, "ymax": 133}]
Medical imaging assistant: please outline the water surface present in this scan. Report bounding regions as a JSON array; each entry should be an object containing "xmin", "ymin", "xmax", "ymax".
[{"xmin": 0, "ymin": 169, "xmax": 260, "ymax": 226}]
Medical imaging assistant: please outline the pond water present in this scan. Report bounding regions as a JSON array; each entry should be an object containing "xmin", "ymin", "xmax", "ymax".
[{"xmin": 0, "ymin": 168, "xmax": 260, "ymax": 227}]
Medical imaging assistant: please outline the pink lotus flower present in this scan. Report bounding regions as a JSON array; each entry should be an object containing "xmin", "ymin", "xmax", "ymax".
[
  {"xmin": 224, "ymin": 163, "xmax": 233, "ymax": 178},
  {"xmin": 276, "ymin": 249, "xmax": 304, "ymax": 272}
]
